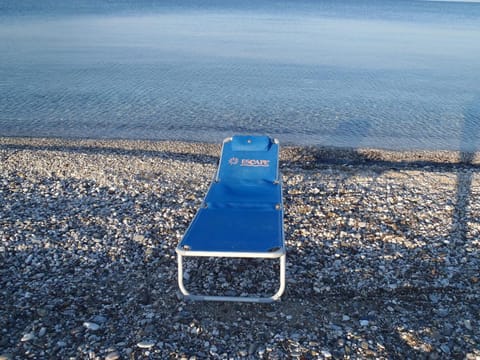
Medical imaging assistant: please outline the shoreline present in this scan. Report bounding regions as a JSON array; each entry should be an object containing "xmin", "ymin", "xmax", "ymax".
[
  {"xmin": 2, "ymin": 135, "xmax": 479, "ymax": 166},
  {"xmin": 1, "ymin": 136, "xmax": 479, "ymax": 358}
]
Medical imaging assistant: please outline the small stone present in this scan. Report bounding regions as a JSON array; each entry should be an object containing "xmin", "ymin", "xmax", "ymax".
[
  {"xmin": 133, "ymin": 234, "xmax": 145, "ymax": 242},
  {"xmin": 238, "ymin": 349, "xmax": 248, "ymax": 357},
  {"xmin": 361, "ymin": 341, "xmax": 369, "ymax": 350},
  {"xmin": 21, "ymin": 333, "xmax": 35, "ymax": 342},
  {"xmin": 342, "ymin": 315, "xmax": 350, "ymax": 321},
  {"xmin": 441, "ymin": 324, "xmax": 454, "ymax": 336},
  {"xmin": 464, "ymin": 319, "xmax": 473, "ymax": 330},
  {"xmin": 437, "ymin": 308, "xmax": 449, "ymax": 317},
  {"xmin": 83, "ymin": 322, "xmax": 100, "ymax": 331},
  {"xmin": 465, "ymin": 353, "xmax": 480, "ymax": 360},
  {"xmin": 257, "ymin": 346, "xmax": 266, "ymax": 356},
  {"xmin": 440, "ymin": 344, "xmax": 450, "ymax": 353},
  {"xmin": 37, "ymin": 308, "xmax": 48, "ymax": 317},
  {"xmin": 92, "ymin": 315, "xmax": 108, "ymax": 324},
  {"xmin": 38, "ymin": 327, "xmax": 47, "ymax": 337},
  {"xmin": 359, "ymin": 320, "xmax": 369, "ymax": 326},
  {"xmin": 190, "ymin": 326, "xmax": 201, "ymax": 335},
  {"xmin": 248, "ymin": 343, "xmax": 258, "ymax": 355},
  {"xmin": 105, "ymin": 351, "xmax": 120, "ymax": 360},
  {"xmin": 321, "ymin": 350, "xmax": 332, "ymax": 358},
  {"xmin": 137, "ymin": 340, "xmax": 155, "ymax": 349}
]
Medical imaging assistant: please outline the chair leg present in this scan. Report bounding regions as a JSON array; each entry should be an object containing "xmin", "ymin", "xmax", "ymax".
[
  {"xmin": 271, "ymin": 253, "xmax": 286, "ymax": 301},
  {"xmin": 177, "ymin": 253, "xmax": 191, "ymax": 297},
  {"xmin": 177, "ymin": 253, "xmax": 286, "ymax": 303}
]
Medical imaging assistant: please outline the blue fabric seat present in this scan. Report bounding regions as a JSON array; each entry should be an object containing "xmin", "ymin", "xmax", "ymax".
[
  {"xmin": 180, "ymin": 208, "xmax": 283, "ymax": 253},
  {"xmin": 205, "ymin": 181, "xmax": 281, "ymax": 209},
  {"xmin": 176, "ymin": 135, "xmax": 286, "ymax": 303}
]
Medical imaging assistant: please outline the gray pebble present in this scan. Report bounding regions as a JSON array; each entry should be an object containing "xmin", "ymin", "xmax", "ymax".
[
  {"xmin": 83, "ymin": 322, "xmax": 100, "ymax": 331},
  {"xmin": 137, "ymin": 340, "xmax": 155, "ymax": 349},
  {"xmin": 359, "ymin": 320, "xmax": 369, "ymax": 327},
  {"xmin": 105, "ymin": 351, "xmax": 120, "ymax": 360},
  {"xmin": 20, "ymin": 333, "xmax": 35, "ymax": 342},
  {"xmin": 38, "ymin": 327, "xmax": 47, "ymax": 337}
]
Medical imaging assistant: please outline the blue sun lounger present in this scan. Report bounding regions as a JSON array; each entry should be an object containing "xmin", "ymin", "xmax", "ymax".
[{"xmin": 176, "ymin": 135, "xmax": 286, "ymax": 302}]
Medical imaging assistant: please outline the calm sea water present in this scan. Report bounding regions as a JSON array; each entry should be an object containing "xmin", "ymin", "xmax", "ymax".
[{"xmin": 1, "ymin": 0, "xmax": 480, "ymax": 150}]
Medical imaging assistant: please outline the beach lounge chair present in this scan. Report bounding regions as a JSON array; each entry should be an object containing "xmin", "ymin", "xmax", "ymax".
[{"xmin": 176, "ymin": 135, "xmax": 286, "ymax": 302}]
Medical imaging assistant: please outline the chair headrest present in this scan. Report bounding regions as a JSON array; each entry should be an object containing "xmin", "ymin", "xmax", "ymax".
[
  {"xmin": 230, "ymin": 135, "xmax": 272, "ymax": 152},
  {"xmin": 217, "ymin": 135, "xmax": 279, "ymax": 183}
]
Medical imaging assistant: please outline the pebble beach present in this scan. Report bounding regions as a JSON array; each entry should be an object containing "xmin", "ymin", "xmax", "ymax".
[{"xmin": 1, "ymin": 136, "xmax": 479, "ymax": 359}]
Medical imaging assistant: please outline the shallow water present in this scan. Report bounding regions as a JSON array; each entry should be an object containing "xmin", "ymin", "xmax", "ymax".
[{"xmin": 1, "ymin": 0, "xmax": 480, "ymax": 150}]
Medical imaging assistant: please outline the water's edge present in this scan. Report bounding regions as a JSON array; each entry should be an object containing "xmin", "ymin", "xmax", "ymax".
[{"xmin": 2, "ymin": 136, "xmax": 479, "ymax": 167}]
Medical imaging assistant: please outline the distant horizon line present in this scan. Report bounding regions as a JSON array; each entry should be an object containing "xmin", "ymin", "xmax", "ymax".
[{"xmin": 424, "ymin": 0, "xmax": 480, "ymax": 3}]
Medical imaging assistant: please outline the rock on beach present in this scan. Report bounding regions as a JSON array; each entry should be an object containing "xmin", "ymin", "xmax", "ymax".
[{"xmin": 0, "ymin": 137, "xmax": 479, "ymax": 358}]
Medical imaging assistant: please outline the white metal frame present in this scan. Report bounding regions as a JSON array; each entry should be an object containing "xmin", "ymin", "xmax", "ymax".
[{"xmin": 176, "ymin": 247, "xmax": 286, "ymax": 303}]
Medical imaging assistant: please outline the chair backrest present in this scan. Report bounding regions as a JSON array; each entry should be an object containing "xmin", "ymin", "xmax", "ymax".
[{"xmin": 216, "ymin": 135, "xmax": 279, "ymax": 183}]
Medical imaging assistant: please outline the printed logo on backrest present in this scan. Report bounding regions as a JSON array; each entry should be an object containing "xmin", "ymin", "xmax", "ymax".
[
  {"xmin": 228, "ymin": 157, "xmax": 239, "ymax": 165},
  {"xmin": 228, "ymin": 157, "xmax": 270, "ymax": 167},
  {"xmin": 241, "ymin": 159, "xmax": 270, "ymax": 167}
]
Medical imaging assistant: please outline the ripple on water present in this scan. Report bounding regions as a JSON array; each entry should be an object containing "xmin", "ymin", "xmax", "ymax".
[{"xmin": 1, "ymin": 3, "xmax": 480, "ymax": 151}]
